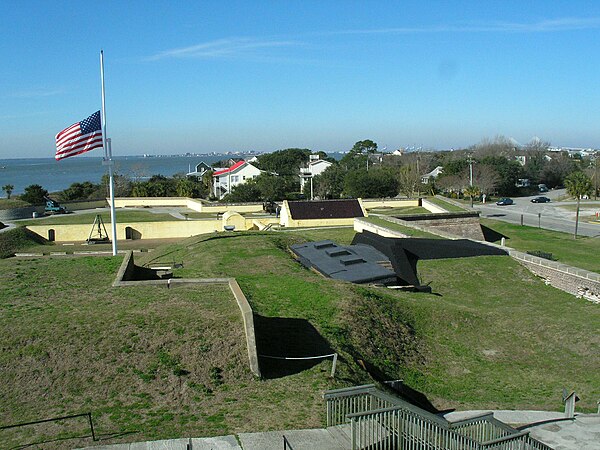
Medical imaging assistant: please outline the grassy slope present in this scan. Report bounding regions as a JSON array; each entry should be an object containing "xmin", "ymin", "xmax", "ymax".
[
  {"xmin": 139, "ymin": 230, "xmax": 600, "ymax": 412},
  {"xmin": 0, "ymin": 254, "xmax": 348, "ymax": 448},
  {"xmin": 481, "ymin": 218, "xmax": 600, "ymax": 273},
  {"xmin": 427, "ymin": 197, "xmax": 468, "ymax": 212},
  {"xmin": 2, "ymin": 227, "xmax": 599, "ymax": 446},
  {"xmin": 0, "ymin": 227, "xmax": 49, "ymax": 258},
  {"xmin": 0, "ymin": 198, "xmax": 31, "ymax": 209},
  {"xmin": 366, "ymin": 206, "xmax": 430, "ymax": 215},
  {"xmin": 362, "ymin": 216, "xmax": 442, "ymax": 238}
]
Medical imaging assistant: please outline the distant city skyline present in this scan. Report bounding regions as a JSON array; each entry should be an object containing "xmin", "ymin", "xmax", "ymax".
[{"xmin": 2, "ymin": 1, "xmax": 600, "ymax": 158}]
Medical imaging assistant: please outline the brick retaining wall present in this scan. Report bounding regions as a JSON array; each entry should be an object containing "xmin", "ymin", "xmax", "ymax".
[{"xmin": 509, "ymin": 250, "xmax": 600, "ymax": 303}]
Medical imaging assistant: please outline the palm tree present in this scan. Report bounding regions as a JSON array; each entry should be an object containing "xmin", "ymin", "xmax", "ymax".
[
  {"xmin": 463, "ymin": 185, "xmax": 481, "ymax": 208},
  {"xmin": 564, "ymin": 171, "xmax": 592, "ymax": 239},
  {"xmin": 2, "ymin": 184, "xmax": 14, "ymax": 199}
]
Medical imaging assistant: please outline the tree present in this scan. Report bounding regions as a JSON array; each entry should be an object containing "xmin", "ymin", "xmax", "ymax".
[
  {"xmin": 223, "ymin": 181, "xmax": 262, "ymax": 202},
  {"xmin": 473, "ymin": 164, "xmax": 500, "ymax": 196},
  {"xmin": 340, "ymin": 140, "xmax": 378, "ymax": 171},
  {"xmin": 60, "ymin": 181, "xmax": 101, "ymax": 201},
  {"xmin": 20, "ymin": 184, "xmax": 48, "ymax": 205},
  {"xmin": 397, "ymin": 164, "xmax": 422, "ymax": 198},
  {"xmin": 256, "ymin": 148, "xmax": 311, "ymax": 175},
  {"xmin": 344, "ymin": 167, "xmax": 398, "ymax": 198},
  {"xmin": 463, "ymin": 185, "xmax": 481, "ymax": 207},
  {"xmin": 351, "ymin": 139, "xmax": 378, "ymax": 155},
  {"xmin": 480, "ymin": 156, "xmax": 523, "ymax": 196},
  {"xmin": 564, "ymin": 171, "xmax": 592, "ymax": 239},
  {"xmin": 311, "ymin": 165, "xmax": 346, "ymax": 199},
  {"xmin": 254, "ymin": 173, "xmax": 295, "ymax": 201},
  {"xmin": 541, "ymin": 152, "xmax": 577, "ymax": 188},
  {"xmin": 2, "ymin": 184, "xmax": 14, "ymax": 199},
  {"xmin": 176, "ymin": 178, "xmax": 202, "ymax": 198},
  {"xmin": 101, "ymin": 172, "xmax": 133, "ymax": 198}
]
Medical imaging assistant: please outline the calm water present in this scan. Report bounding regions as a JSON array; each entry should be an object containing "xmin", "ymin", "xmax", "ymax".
[
  {"xmin": 0, "ymin": 153, "xmax": 345, "ymax": 195},
  {"xmin": 0, "ymin": 155, "xmax": 251, "ymax": 195}
]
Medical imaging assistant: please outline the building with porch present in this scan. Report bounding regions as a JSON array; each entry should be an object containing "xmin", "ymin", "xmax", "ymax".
[{"xmin": 213, "ymin": 161, "xmax": 262, "ymax": 200}]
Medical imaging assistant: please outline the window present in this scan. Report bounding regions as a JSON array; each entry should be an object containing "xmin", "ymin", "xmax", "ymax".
[{"xmin": 231, "ymin": 175, "xmax": 239, "ymax": 183}]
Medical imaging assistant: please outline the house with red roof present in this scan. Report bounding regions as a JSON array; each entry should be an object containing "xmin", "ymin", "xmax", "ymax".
[{"xmin": 212, "ymin": 160, "xmax": 262, "ymax": 199}]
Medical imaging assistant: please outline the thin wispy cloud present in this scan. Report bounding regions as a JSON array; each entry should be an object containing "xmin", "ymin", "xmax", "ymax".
[
  {"xmin": 0, "ymin": 110, "xmax": 51, "ymax": 120},
  {"xmin": 147, "ymin": 37, "xmax": 300, "ymax": 61},
  {"xmin": 9, "ymin": 88, "xmax": 65, "ymax": 99},
  {"xmin": 331, "ymin": 17, "xmax": 600, "ymax": 35}
]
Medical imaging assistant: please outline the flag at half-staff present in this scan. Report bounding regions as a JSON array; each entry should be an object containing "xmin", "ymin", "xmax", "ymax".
[{"xmin": 55, "ymin": 110, "xmax": 103, "ymax": 160}]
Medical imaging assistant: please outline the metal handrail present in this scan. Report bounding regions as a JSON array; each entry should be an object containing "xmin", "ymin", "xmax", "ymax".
[
  {"xmin": 283, "ymin": 434, "xmax": 294, "ymax": 449},
  {"xmin": 0, "ymin": 412, "xmax": 96, "ymax": 441}
]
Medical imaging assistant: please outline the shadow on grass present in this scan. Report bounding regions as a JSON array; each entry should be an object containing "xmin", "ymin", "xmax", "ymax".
[
  {"xmin": 481, "ymin": 225, "xmax": 508, "ymax": 243},
  {"xmin": 254, "ymin": 315, "xmax": 334, "ymax": 379},
  {"xmin": 357, "ymin": 359, "xmax": 445, "ymax": 415}
]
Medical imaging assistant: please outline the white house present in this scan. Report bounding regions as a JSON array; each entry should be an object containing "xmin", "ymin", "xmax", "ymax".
[
  {"xmin": 421, "ymin": 166, "xmax": 443, "ymax": 184},
  {"xmin": 299, "ymin": 155, "xmax": 333, "ymax": 199},
  {"xmin": 213, "ymin": 161, "xmax": 262, "ymax": 199}
]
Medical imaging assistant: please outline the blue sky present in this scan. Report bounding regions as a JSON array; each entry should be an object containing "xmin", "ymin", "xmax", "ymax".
[{"xmin": 2, "ymin": 1, "xmax": 600, "ymax": 158}]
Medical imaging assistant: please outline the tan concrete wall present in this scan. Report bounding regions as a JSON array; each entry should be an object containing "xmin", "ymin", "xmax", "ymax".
[
  {"xmin": 354, "ymin": 218, "xmax": 410, "ymax": 238},
  {"xmin": 284, "ymin": 217, "xmax": 356, "ymax": 227},
  {"xmin": 201, "ymin": 203, "xmax": 264, "ymax": 214},
  {"xmin": 26, "ymin": 215, "xmax": 276, "ymax": 242},
  {"xmin": 112, "ymin": 197, "xmax": 264, "ymax": 214},
  {"xmin": 421, "ymin": 198, "xmax": 448, "ymax": 213},
  {"xmin": 223, "ymin": 211, "xmax": 246, "ymax": 230},
  {"xmin": 27, "ymin": 220, "xmax": 224, "ymax": 242},
  {"xmin": 113, "ymin": 197, "xmax": 190, "ymax": 208}
]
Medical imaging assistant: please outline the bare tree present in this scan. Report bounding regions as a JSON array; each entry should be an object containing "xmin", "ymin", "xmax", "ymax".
[
  {"xmin": 473, "ymin": 164, "xmax": 500, "ymax": 195},
  {"xmin": 436, "ymin": 173, "xmax": 468, "ymax": 195},
  {"xmin": 397, "ymin": 163, "xmax": 421, "ymax": 198}
]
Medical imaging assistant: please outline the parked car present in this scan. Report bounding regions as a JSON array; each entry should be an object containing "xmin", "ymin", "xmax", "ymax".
[
  {"xmin": 531, "ymin": 196, "xmax": 550, "ymax": 203},
  {"xmin": 496, "ymin": 198, "xmax": 514, "ymax": 206}
]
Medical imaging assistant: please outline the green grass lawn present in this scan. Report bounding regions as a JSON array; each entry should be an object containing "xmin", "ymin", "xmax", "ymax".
[
  {"xmin": 426, "ymin": 197, "xmax": 468, "ymax": 212},
  {"xmin": 18, "ymin": 210, "xmax": 179, "ymax": 226},
  {"xmin": 0, "ymin": 198, "xmax": 31, "ymax": 209},
  {"xmin": 362, "ymin": 216, "xmax": 441, "ymax": 238},
  {"xmin": 1, "ymin": 227, "xmax": 599, "ymax": 447},
  {"xmin": 367, "ymin": 206, "xmax": 430, "ymax": 215},
  {"xmin": 481, "ymin": 218, "xmax": 600, "ymax": 273}
]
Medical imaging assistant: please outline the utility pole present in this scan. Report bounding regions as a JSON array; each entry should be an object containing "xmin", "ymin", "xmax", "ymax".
[
  {"xmin": 595, "ymin": 156, "xmax": 598, "ymax": 200},
  {"xmin": 468, "ymin": 155, "xmax": 474, "ymax": 187}
]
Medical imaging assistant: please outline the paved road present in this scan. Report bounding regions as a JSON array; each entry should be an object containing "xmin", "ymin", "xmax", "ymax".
[{"xmin": 476, "ymin": 190, "xmax": 600, "ymax": 237}]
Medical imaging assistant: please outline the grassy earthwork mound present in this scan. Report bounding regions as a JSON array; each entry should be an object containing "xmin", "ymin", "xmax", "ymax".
[{"xmin": 1, "ymin": 226, "xmax": 599, "ymax": 447}]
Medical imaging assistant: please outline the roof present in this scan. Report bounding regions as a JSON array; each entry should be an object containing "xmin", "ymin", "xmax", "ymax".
[
  {"xmin": 286, "ymin": 199, "xmax": 365, "ymax": 220},
  {"xmin": 290, "ymin": 240, "xmax": 396, "ymax": 284},
  {"xmin": 213, "ymin": 160, "xmax": 246, "ymax": 176}
]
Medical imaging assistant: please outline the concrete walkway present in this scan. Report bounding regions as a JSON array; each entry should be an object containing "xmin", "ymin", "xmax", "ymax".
[
  {"xmin": 80, "ymin": 412, "xmax": 600, "ymax": 449},
  {"xmin": 444, "ymin": 410, "xmax": 600, "ymax": 450}
]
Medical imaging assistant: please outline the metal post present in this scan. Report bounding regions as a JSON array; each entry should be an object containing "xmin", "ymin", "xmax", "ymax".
[
  {"xmin": 100, "ymin": 51, "xmax": 118, "ymax": 256},
  {"xmin": 331, "ymin": 353, "xmax": 338, "ymax": 378},
  {"xmin": 538, "ymin": 213, "xmax": 541, "ymax": 228},
  {"xmin": 88, "ymin": 413, "xmax": 96, "ymax": 441},
  {"xmin": 520, "ymin": 214, "xmax": 523, "ymax": 226}
]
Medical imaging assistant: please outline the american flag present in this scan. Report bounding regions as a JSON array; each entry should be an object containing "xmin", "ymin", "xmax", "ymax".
[{"xmin": 55, "ymin": 110, "xmax": 103, "ymax": 160}]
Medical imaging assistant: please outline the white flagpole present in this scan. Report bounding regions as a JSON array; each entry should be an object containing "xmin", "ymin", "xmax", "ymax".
[{"xmin": 100, "ymin": 50, "xmax": 118, "ymax": 256}]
